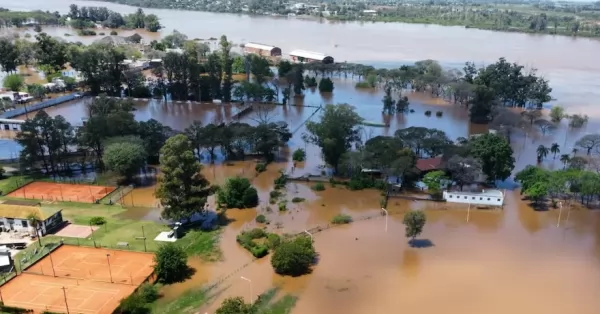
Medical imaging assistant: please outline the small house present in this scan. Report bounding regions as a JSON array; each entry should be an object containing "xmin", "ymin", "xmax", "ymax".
[{"xmin": 0, "ymin": 205, "xmax": 63, "ymax": 236}]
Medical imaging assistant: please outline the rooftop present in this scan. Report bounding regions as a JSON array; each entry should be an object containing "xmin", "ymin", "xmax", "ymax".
[
  {"xmin": 289, "ymin": 49, "xmax": 328, "ymax": 60},
  {"xmin": 0, "ymin": 204, "xmax": 61, "ymax": 220},
  {"xmin": 416, "ymin": 157, "xmax": 443, "ymax": 172},
  {"xmin": 244, "ymin": 42, "xmax": 279, "ymax": 51},
  {"xmin": 445, "ymin": 189, "xmax": 504, "ymax": 198}
]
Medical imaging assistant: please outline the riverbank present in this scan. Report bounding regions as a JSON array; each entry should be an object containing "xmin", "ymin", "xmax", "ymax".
[{"xmin": 94, "ymin": 0, "xmax": 600, "ymax": 39}]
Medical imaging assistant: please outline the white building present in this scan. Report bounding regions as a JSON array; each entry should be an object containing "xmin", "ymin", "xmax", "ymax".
[
  {"xmin": 443, "ymin": 189, "xmax": 504, "ymax": 206},
  {"xmin": 289, "ymin": 49, "xmax": 334, "ymax": 64},
  {"xmin": 0, "ymin": 205, "xmax": 64, "ymax": 236}
]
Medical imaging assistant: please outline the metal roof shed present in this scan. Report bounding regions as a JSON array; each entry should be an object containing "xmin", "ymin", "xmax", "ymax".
[{"xmin": 289, "ymin": 50, "xmax": 334, "ymax": 64}]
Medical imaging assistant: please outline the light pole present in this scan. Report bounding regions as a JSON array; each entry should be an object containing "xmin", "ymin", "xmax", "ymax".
[
  {"xmin": 48, "ymin": 253, "xmax": 57, "ymax": 277},
  {"xmin": 381, "ymin": 208, "xmax": 388, "ymax": 232},
  {"xmin": 61, "ymin": 286, "xmax": 70, "ymax": 314},
  {"xmin": 304, "ymin": 230, "xmax": 313, "ymax": 242},
  {"xmin": 240, "ymin": 276, "xmax": 253, "ymax": 304},
  {"xmin": 106, "ymin": 254, "xmax": 113, "ymax": 283},
  {"xmin": 557, "ymin": 201, "xmax": 563, "ymax": 228}
]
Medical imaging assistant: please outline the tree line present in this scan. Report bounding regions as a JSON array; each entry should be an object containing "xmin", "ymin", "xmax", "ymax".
[
  {"xmin": 305, "ymin": 104, "xmax": 515, "ymax": 188},
  {"xmin": 95, "ymin": 0, "xmax": 600, "ymax": 38},
  {"xmin": 67, "ymin": 4, "xmax": 161, "ymax": 32},
  {"xmin": 0, "ymin": 5, "xmax": 161, "ymax": 32}
]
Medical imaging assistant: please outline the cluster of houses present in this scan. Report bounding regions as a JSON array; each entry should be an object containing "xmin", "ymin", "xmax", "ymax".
[{"xmin": 243, "ymin": 42, "xmax": 335, "ymax": 64}]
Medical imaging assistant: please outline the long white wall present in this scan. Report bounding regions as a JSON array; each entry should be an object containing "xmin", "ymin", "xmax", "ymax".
[{"xmin": 443, "ymin": 191, "xmax": 503, "ymax": 206}]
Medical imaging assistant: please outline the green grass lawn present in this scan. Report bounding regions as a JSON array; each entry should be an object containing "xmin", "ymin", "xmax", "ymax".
[
  {"xmin": 151, "ymin": 287, "xmax": 207, "ymax": 314},
  {"xmin": 0, "ymin": 175, "xmax": 33, "ymax": 195},
  {"xmin": 10, "ymin": 200, "xmax": 221, "ymax": 273}
]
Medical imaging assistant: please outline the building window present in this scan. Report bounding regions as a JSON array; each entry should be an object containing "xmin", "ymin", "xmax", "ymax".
[
  {"xmin": 472, "ymin": 197, "xmax": 475, "ymax": 200},
  {"xmin": 497, "ymin": 199, "xmax": 501, "ymax": 202},
  {"xmin": 464, "ymin": 196, "xmax": 467, "ymax": 199},
  {"xmin": 487, "ymin": 198, "xmax": 491, "ymax": 201},
  {"xmin": 449, "ymin": 195, "xmax": 452, "ymax": 198},
  {"xmin": 480, "ymin": 197, "xmax": 483, "ymax": 200},
  {"xmin": 22, "ymin": 220, "xmax": 28, "ymax": 228}
]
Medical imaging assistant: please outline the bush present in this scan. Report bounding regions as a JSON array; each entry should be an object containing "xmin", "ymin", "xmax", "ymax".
[
  {"xmin": 0, "ymin": 166, "xmax": 5, "ymax": 179},
  {"xmin": 355, "ymin": 81, "xmax": 372, "ymax": 88},
  {"xmin": 218, "ymin": 177, "xmax": 259, "ymax": 208},
  {"xmin": 255, "ymin": 162, "xmax": 267, "ymax": 173},
  {"xmin": 103, "ymin": 141, "xmax": 147, "ymax": 182},
  {"xmin": 304, "ymin": 76, "xmax": 317, "ymax": 87},
  {"xmin": 154, "ymin": 243, "xmax": 188, "ymax": 284},
  {"xmin": 347, "ymin": 176, "xmax": 387, "ymax": 191},
  {"xmin": 273, "ymin": 171, "xmax": 288, "ymax": 189},
  {"xmin": 278, "ymin": 201, "xmax": 287, "ymax": 211},
  {"xmin": 137, "ymin": 283, "xmax": 159, "ymax": 302},
  {"xmin": 3, "ymin": 73, "xmax": 24, "ymax": 91},
  {"xmin": 266, "ymin": 233, "xmax": 281, "ymax": 249},
  {"xmin": 331, "ymin": 214, "xmax": 353, "ymax": 224},
  {"xmin": 236, "ymin": 228, "xmax": 271, "ymax": 258},
  {"xmin": 256, "ymin": 214, "xmax": 267, "ymax": 223},
  {"xmin": 292, "ymin": 148, "xmax": 306, "ymax": 162},
  {"xmin": 77, "ymin": 29, "xmax": 97, "ymax": 36},
  {"xmin": 425, "ymin": 110, "xmax": 432, "ymax": 116},
  {"xmin": 0, "ymin": 303, "xmax": 33, "ymax": 313},
  {"xmin": 89, "ymin": 216, "xmax": 106, "ymax": 226},
  {"xmin": 271, "ymin": 236, "xmax": 316, "ymax": 276},
  {"xmin": 242, "ymin": 187, "xmax": 259, "ymax": 207},
  {"xmin": 436, "ymin": 111, "xmax": 443, "ymax": 117},
  {"xmin": 99, "ymin": 32, "xmax": 105, "ymax": 36},
  {"xmin": 318, "ymin": 77, "xmax": 334, "ymax": 92},
  {"xmin": 216, "ymin": 297, "xmax": 254, "ymax": 314},
  {"xmin": 291, "ymin": 197, "xmax": 305, "ymax": 203},
  {"xmin": 110, "ymin": 30, "xmax": 118, "ymax": 35},
  {"xmin": 117, "ymin": 292, "xmax": 150, "ymax": 314},
  {"xmin": 269, "ymin": 190, "xmax": 281, "ymax": 199},
  {"xmin": 311, "ymin": 182, "xmax": 325, "ymax": 191}
]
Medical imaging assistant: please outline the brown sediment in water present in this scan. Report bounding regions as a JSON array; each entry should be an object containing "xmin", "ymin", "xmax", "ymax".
[{"xmin": 195, "ymin": 188, "xmax": 600, "ymax": 314}]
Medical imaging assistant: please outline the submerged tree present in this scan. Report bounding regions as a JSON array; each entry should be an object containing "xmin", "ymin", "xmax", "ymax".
[
  {"xmin": 305, "ymin": 104, "xmax": 363, "ymax": 173},
  {"xmin": 156, "ymin": 134, "xmax": 211, "ymax": 220}
]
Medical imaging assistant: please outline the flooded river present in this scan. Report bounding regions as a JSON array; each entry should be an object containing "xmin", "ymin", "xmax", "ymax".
[
  {"xmin": 3, "ymin": 0, "xmax": 600, "ymax": 112},
  {"xmin": 3, "ymin": 0, "xmax": 600, "ymax": 312}
]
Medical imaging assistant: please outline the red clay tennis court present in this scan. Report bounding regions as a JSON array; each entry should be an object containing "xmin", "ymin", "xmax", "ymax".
[
  {"xmin": 8, "ymin": 182, "xmax": 116, "ymax": 203},
  {"xmin": 0, "ymin": 245, "xmax": 155, "ymax": 314}
]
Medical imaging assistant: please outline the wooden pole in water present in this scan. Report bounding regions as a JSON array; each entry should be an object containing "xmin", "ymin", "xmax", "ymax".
[
  {"xmin": 381, "ymin": 208, "xmax": 388, "ymax": 232},
  {"xmin": 466, "ymin": 202, "xmax": 471, "ymax": 222},
  {"xmin": 557, "ymin": 201, "xmax": 563, "ymax": 227}
]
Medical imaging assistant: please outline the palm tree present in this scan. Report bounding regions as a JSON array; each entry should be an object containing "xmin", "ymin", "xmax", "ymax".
[
  {"xmin": 537, "ymin": 145, "xmax": 549, "ymax": 163},
  {"xmin": 26, "ymin": 213, "xmax": 42, "ymax": 247},
  {"xmin": 560, "ymin": 154, "xmax": 571, "ymax": 169},
  {"xmin": 572, "ymin": 148, "xmax": 578, "ymax": 156},
  {"xmin": 550, "ymin": 143, "xmax": 560, "ymax": 159}
]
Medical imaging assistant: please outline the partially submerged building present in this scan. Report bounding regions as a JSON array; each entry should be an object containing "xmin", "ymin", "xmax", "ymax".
[
  {"xmin": 443, "ymin": 189, "xmax": 504, "ymax": 206},
  {"xmin": 289, "ymin": 49, "xmax": 334, "ymax": 64},
  {"xmin": 244, "ymin": 42, "xmax": 282, "ymax": 57}
]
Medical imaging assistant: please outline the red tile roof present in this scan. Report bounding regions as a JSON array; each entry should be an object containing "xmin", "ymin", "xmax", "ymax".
[{"xmin": 416, "ymin": 157, "xmax": 443, "ymax": 172}]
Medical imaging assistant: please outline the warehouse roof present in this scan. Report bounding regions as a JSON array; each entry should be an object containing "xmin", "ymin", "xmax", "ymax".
[
  {"xmin": 289, "ymin": 49, "xmax": 328, "ymax": 60},
  {"xmin": 244, "ymin": 42, "xmax": 278, "ymax": 51}
]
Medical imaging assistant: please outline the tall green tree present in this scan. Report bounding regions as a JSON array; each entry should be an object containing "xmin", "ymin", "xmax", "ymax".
[
  {"xmin": 77, "ymin": 96, "xmax": 138, "ymax": 163},
  {"xmin": 155, "ymin": 134, "xmax": 211, "ymax": 220},
  {"xmin": 536, "ymin": 145, "xmax": 549, "ymax": 163},
  {"xmin": 220, "ymin": 35, "xmax": 233, "ymax": 102},
  {"xmin": 0, "ymin": 38, "xmax": 19, "ymax": 73},
  {"xmin": 138, "ymin": 119, "xmax": 171, "ymax": 164},
  {"xmin": 3, "ymin": 74, "xmax": 24, "ymax": 91},
  {"xmin": 103, "ymin": 141, "xmax": 147, "ymax": 182},
  {"xmin": 305, "ymin": 104, "xmax": 363, "ymax": 173},
  {"xmin": 154, "ymin": 243, "xmax": 188, "ymax": 284},
  {"xmin": 470, "ymin": 133, "xmax": 515, "ymax": 182},
  {"xmin": 35, "ymin": 32, "xmax": 68, "ymax": 75},
  {"xmin": 550, "ymin": 143, "xmax": 560, "ymax": 159}
]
